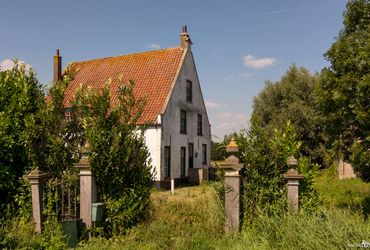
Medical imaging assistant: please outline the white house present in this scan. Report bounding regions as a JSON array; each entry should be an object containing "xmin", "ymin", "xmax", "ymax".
[{"xmin": 55, "ymin": 26, "xmax": 211, "ymax": 188}]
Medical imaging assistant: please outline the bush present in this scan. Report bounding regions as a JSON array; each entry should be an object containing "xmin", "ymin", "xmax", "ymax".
[
  {"xmin": 0, "ymin": 218, "xmax": 42, "ymax": 249},
  {"xmin": 237, "ymin": 117, "xmax": 321, "ymax": 225},
  {"xmin": 73, "ymin": 79, "xmax": 153, "ymax": 236}
]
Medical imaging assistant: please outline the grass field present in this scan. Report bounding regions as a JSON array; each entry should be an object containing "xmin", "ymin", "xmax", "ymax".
[
  {"xmin": 79, "ymin": 176, "xmax": 370, "ymax": 250},
  {"xmin": 316, "ymin": 170, "xmax": 370, "ymax": 216}
]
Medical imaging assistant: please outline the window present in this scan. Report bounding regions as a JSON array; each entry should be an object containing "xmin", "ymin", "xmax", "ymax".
[
  {"xmin": 164, "ymin": 146, "xmax": 171, "ymax": 178},
  {"xmin": 188, "ymin": 143, "xmax": 194, "ymax": 169},
  {"xmin": 64, "ymin": 108, "xmax": 73, "ymax": 122},
  {"xmin": 180, "ymin": 109, "xmax": 187, "ymax": 134},
  {"xmin": 181, "ymin": 147, "xmax": 186, "ymax": 177},
  {"xmin": 202, "ymin": 144, "xmax": 207, "ymax": 164},
  {"xmin": 186, "ymin": 80, "xmax": 192, "ymax": 103},
  {"xmin": 197, "ymin": 114, "xmax": 203, "ymax": 136}
]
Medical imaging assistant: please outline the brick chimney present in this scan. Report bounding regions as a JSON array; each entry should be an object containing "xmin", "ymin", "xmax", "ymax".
[
  {"xmin": 53, "ymin": 49, "xmax": 62, "ymax": 82},
  {"xmin": 180, "ymin": 25, "xmax": 192, "ymax": 50}
]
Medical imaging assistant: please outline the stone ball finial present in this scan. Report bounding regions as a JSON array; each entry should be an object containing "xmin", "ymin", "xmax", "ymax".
[
  {"xmin": 226, "ymin": 137, "xmax": 239, "ymax": 153},
  {"xmin": 80, "ymin": 142, "xmax": 90, "ymax": 158},
  {"xmin": 287, "ymin": 155, "xmax": 298, "ymax": 167}
]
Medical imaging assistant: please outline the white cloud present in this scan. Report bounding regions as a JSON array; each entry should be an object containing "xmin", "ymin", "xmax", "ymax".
[
  {"xmin": 148, "ymin": 43, "xmax": 161, "ymax": 49},
  {"xmin": 218, "ymin": 122, "xmax": 231, "ymax": 129},
  {"xmin": 205, "ymin": 101, "xmax": 223, "ymax": 108},
  {"xmin": 233, "ymin": 113, "xmax": 249, "ymax": 125},
  {"xmin": 217, "ymin": 112, "xmax": 232, "ymax": 120},
  {"xmin": 224, "ymin": 72, "xmax": 255, "ymax": 82},
  {"xmin": 211, "ymin": 112, "xmax": 250, "ymax": 141},
  {"xmin": 0, "ymin": 59, "xmax": 31, "ymax": 72},
  {"xmin": 243, "ymin": 54, "xmax": 277, "ymax": 69}
]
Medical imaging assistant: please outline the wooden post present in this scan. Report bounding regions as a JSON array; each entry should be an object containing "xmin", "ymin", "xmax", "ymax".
[
  {"xmin": 171, "ymin": 178, "xmax": 175, "ymax": 195},
  {"xmin": 25, "ymin": 170, "xmax": 49, "ymax": 233}
]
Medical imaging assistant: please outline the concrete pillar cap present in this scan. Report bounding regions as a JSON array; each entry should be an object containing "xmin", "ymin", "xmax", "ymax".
[
  {"xmin": 226, "ymin": 137, "xmax": 239, "ymax": 153},
  {"xmin": 284, "ymin": 168, "xmax": 304, "ymax": 180},
  {"xmin": 287, "ymin": 155, "xmax": 298, "ymax": 167},
  {"xmin": 25, "ymin": 169, "xmax": 49, "ymax": 180}
]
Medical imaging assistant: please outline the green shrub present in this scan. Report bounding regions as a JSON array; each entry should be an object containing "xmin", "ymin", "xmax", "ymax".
[
  {"xmin": 73, "ymin": 79, "xmax": 153, "ymax": 236},
  {"xmin": 104, "ymin": 188, "xmax": 151, "ymax": 236},
  {"xmin": 237, "ymin": 117, "xmax": 321, "ymax": 225},
  {"xmin": 0, "ymin": 218, "xmax": 42, "ymax": 249}
]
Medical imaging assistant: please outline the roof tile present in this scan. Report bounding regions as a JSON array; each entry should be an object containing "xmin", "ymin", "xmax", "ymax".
[{"xmin": 64, "ymin": 47, "xmax": 184, "ymax": 124}]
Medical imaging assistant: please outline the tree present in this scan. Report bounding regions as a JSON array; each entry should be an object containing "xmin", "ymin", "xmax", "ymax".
[
  {"xmin": 252, "ymin": 65, "xmax": 325, "ymax": 164},
  {"xmin": 72, "ymin": 78, "xmax": 153, "ymax": 235},
  {"xmin": 319, "ymin": 0, "xmax": 370, "ymax": 181},
  {"xmin": 0, "ymin": 61, "xmax": 44, "ymax": 217}
]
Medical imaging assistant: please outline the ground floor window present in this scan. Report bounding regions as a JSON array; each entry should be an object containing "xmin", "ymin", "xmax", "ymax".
[
  {"xmin": 181, "ymin": 147, "xmax": 186, "ymax": 177},
  {"xmin": 188, "ymin": 143, "xmax": 194, "ymax": 169},
  {"xmin": 202, "ymin": 144, "xmax": 207, "ymax": 164},
  {"xmin": 164, "ymin": 146, "xmax": 171, "ymax": 178}
]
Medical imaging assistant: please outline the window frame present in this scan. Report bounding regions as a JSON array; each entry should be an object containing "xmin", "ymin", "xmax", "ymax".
[
  {"xmin": 186, "ymin": 79, "xmax": 192, "ymax": 103},
  {"xmin": 164, "ymin": 146, "xmax": 171, "ymax": 179},
  {"xmin": 197, "ymin": 114, "xmax": 203, "ymax": 136},
  {"xmin": 202, "ymin": 144, "xmax": 207, "ymax": 165},
  {"xmin": 180, "ymin": 147, "xmax": 186, "ymax": 177},
  {"xmin": 180, "ymin": 109, "xmax": 187, "ymax": 134},
  {"xmin": 188, "ymin": 143, "xmax": 194, "ymax": 169}
]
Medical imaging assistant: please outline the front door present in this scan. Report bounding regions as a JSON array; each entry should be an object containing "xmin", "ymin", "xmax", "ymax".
[{"xmin": 188, "ymin": 143, "xmax": 194, "ymax": 169}]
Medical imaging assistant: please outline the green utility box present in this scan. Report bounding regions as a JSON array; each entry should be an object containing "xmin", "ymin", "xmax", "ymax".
[
  {"xmin": 91, "ymin": 202, "xmax": 104, "ymax": 222},
  {"xmin": 60, "ymin": 219, "xmax": 81, "ymax": 248}
]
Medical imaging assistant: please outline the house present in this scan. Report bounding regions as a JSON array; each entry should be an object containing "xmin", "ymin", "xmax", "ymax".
[{"xmin": 53, "ymin": 26, "xmax": 211, "ymax": 188}]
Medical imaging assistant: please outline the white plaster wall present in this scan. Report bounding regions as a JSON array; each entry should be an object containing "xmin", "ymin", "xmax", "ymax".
[
  {"xmin": 144, "ymin": 126, "xmax": 162, "ymax": 181},
  {"xmin": 160, "ymin": 49, "xmax": 211, "ymax": 180}
]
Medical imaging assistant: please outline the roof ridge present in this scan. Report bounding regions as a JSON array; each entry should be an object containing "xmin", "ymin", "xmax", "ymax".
[{"xmin": 72, "ymin": 46, "xmax": 183, "ymax": 65}]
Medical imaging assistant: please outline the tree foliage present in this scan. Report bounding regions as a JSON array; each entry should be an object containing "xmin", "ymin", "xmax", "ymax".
[
  {"xmin": 237, "ymin": 116, "xmax": 321, "ymax": 225},
  {"xmin": 24, "ymin": 69, "xmax": 82, "ymax": 178},
  {"xmin": 252, "ymin": 65, "xmax": 325, "ymax": 164},
  {"xmin": 73, "ymin": 78, "xmax": 153, "ymax": 235},
  {"xmin": 319, "ymin": 0, "xmax": 370, "ymax": 181},
  {"xmin": 0, "ymin": 62, "xmax": 44, "ymax": 217}
]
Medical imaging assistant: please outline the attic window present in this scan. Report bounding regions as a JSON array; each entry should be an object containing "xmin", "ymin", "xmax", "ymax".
[{"xmin": 186, "ymin": 80, "xmax": 192, "ymax": 103}]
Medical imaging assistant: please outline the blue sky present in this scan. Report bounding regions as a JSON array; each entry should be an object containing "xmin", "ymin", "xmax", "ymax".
[{"xmin": 0, "ymin": 0, "xmax": 347, "ymax": 140}]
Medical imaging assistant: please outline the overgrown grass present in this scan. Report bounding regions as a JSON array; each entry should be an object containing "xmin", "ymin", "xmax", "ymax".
[
  {"xmin": 0, "ymin": 218, "xmax": 42, "ymax": 249},
  {"xmin": 3, "ymin": 173, "xmax": 370, "ymax": 249},
  {"xmin": 316, "ymin": 169, "xmax": 370, "ymax": 216},
  {"xmin": 80, "ymin": 180, "xmax": 370, "ymax": 249},
  {"xmin": 78, "ymin": 183, "xmax": 224, "ymax": 249}
]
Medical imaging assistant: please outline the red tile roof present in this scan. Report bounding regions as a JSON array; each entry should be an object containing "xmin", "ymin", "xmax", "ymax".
[{"xmin": 64, "ymin": 47, "xmax": 185, "ymax": 124}]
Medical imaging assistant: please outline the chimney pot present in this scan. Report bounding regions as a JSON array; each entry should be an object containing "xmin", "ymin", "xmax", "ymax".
[
  {"xmin": 180, "ymin": 25, "xmax": 192, "ymax": 49},
  {"xmin": 53, "ymin": 49, "xmax": 62, "ymax": 82}
]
